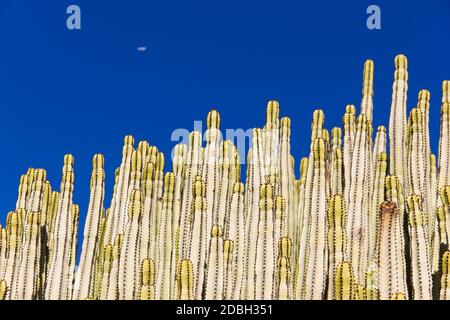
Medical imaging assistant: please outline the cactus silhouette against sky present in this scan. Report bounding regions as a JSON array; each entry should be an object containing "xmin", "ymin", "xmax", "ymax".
[{"xmin": 1, "ymin": 54, "xmax": 450, "ymax": 300}]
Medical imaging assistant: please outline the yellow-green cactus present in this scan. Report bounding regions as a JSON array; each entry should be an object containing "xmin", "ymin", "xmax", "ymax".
[
  {"xmin": 274, "ymin": 237, "xmax": 292, "ymax": 300},
  {"xmin": 327, "ymin": 194, "xmax": 347, "ymax": 299},
  {"xmin": 176, "ymin": 259, "xmax": 194, "ymax": 300},
  {"xmin": 226, "ymin": 182, "xmax": 245, "ymax": 300},
  {"xmin": 139, "ymin": 258, "xmax": 155, "ymax": 300},
  {"xmin": 0, "ymin": 279, "xmax": 7, "ymax": 300},
  {"xmin": 45, "ymin": 155, "xmax": 75, "ymax": 300},
  {"xmin": 118, "ymin": 189, "xmax": 142, "ymax": 300},
  {"xmin": 1, "ymin": 54, "xmax": 449, "ymax": 300},
  {"xmin": 204, "ymin": 225, "xmax": 224, "ymax": 300},
  {"xmin": 155, "ymin": 172, "xmax": 175, "ymax": 300},
  {"xmin": 296, "ymin": 137, "xmax": 328, "ymax": 300},
  {"xmin": 439, "ymin": 251, "xmax": 450, "ymax": 300},
  {"xmin": 12, "ymin": 211, "xmax": 40, "ymax": 300},
  {"xmin": 378, "ymin": 201, "xmax": 408, "ymax": 299},
  {"xmin": 407, "ymin": 195, "xmax": 432, "ymax": 300},
  {"xmin": 333, "ymin": 261, "xmax": 355, "ymax": 300},
  {"xmin": 188, "ymin": 176, "xmax": 207, "ymax": 299},
  {"xmin": 254, "ymin": 183, "xmax": 275, "ymax": 300},
  {"xmin": 73, "ymin": 154, "xmax": 105, "ymax": 299},
  {"xmin": 389, "ymin": 54, "xmax": 409, "ymax": 192}
]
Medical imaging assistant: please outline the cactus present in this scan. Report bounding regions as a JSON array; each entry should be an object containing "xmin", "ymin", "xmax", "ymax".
[
  {"xmin": 188, "ymin": 176, "xmax": 207, "ymax": 299},
  {"xmin": 45, "ymin": 155, "xmax": 75, "ymax": 300},
  {"xmin": 274, "ymin": 237, "xmax": 292, "ymax": 300},
  {"xmin": 389, "ymin": 54, "xmax": 409, "ymax": 192},
  {"xmin": 73, "ymin": 154, "xmax": 105, "ymax": 299},
  {"xmin": 155, "ymin": 173, "xmax": 175, "ymax": 299},
  {"xmin": 254, "ymin": 183, "xmax": 275, "ymax": 300},
  {"xmin": 118, "ymin": 190, "xmax": 142, "ymax": 300},
  {"xmin": 333, "ymin": 261, "xmax": 355, "ymax": 300},
  {"xmin": 176, "ymin": 259, "xmax": 194, "ymax": 300},
  {"xmin": 407, "ymin": 195, "xmax": 433, "ymax": 299},
  {"xmin": 139, "ymin": 258, "xmax": 155, "ymax": 300},
  {"xmin": 1, "ymin": 54, "xmax": 450, "ymax": 300},
  {"xmin": 378, "ymin": 201, "xmax": 408, "ymax": 299},
  {"xmin": 12, "ymin": 211, "xmax": 40, "ymax": 299},
  {"xmin": 226, "ymin": 182, "xmax": 245, "ymax": 300},
  {"xmin": 99, "ymin": 234, "xmax": 123, "ymax": 300},
  {"xmin": 327, "ymin": 195, "xmax": 347, "ymax": 299},
  {"xmin": 204, "ymin": 225, "xmax": 224, "ymax": 299},
  {"xmin": 296, "ymin": 136, "xmax": 328, "ymax": 299}
]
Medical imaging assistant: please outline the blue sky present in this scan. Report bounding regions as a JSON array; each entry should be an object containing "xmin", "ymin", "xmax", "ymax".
[{"xmin": 0, "ymin": 0, "xmax": 450, "ymax": 257}]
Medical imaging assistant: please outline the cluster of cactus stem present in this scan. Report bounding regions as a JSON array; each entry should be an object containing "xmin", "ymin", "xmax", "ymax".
[{"xmin": 1, "ymin": 54, "xmax": 450, "ymax": 300}]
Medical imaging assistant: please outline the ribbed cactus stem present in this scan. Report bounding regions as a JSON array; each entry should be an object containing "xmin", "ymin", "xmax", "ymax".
[
  {"xmin": 1, "ymin": 54, "xmax": 450, "ymax": 300},
  {"xmin": 73, "ymin": 154, "xmax": 105, "ymax": 299},
  {"xmin": 179, "ymin": 131, "xmax": 202, "ymax": 260},
  {"xmin": 346, "ymin": 114, "xmax": 371, "ymax": 283},
  {"xmin": 105, "ymin": 136, "xmax": 133, "ymax": 244},
  {"xmin": 155, "ymin": 173, "xmax": 175, "ymax": 300},
  {"xmin": 227, "ymin": 182, "xmax": 245, "ymax": 300},
  {"xmin": 45, "ymin": 154, "xmax": 75, "ymax": 300},
  {"xmin": 93, "ymin": 216, "xmax": 106, "ymax": 298},
  {"xmin": 389, "ymin": 54, "xmax": 409, "ymax": 193},
  {"xmin": 223, "ymin": 239, "xmax": 234, "ymax": 299},
  {"xmin": 327, "ymin": 194, "xmax": 346, "ymax": 299},
  {"xmin": 407, "ymin": 195, "xmax": 432, "ymax": 299},
  {"xmin": 440, "ymin": 251, "xmax": 450, "ymax": 300},
  {"xmin": 343, "ymin": 105, "xmax": 356, "ymax": 204},
  {"xmin": 279, "ymin": 117, "xmax": 294, "ymax": 241},
  {"xmin": 139, "ymin": 258, "xmax": 155, "ymax": 300},
  {"xmin": 118, "ymin": 189, "xmax": 142, "ymax": 300},
  {"xmin": 188, "ymin": 176, "xmax": 207, "ymax": 299},
  {"xmin": 13, "ymin": 211, "xmax": 40, "ymax": 300},
  {"xmin": 242, "ymin": 128, "xmax": 263, "ymax": 300},
  {"xmin": 177, "ymin": 259, "xmax": 194, "ymax": 300},
  {"xmin": 100, "ymin": 234, "xmax": 122, "ymax": 300},
  {"xmin": 369, "ymin": 152, "xmax": 387, "ymax": 259},
  {"xmin": 297, "ymin": 137, "xmax": 328, "ymax": 299},
  {"xmin": 275, "ymin": 237, "xmax": 292, "ymax": 300},
  {"xmin": 378, "ymin": 201, "xmax": 408, "ymax": 299},
  {"xmin": 361, "ymin": 59, "xmax": 374, "ymax": 122},
  {"xmin": 254, "ymin": 183, "xmax": 275, "ymax": 300},
  {"xmin": 437, "ymin": 205, "xmax": 448, "ymax": 245},
  {"xmin": 1, "ymin": 211, "xmax": 22, "ymax": 299},
  {"xmin": 333, "ymin": 261, "xmax": 355, "ymax": 300},
  {"xmin": 215, "ymin": 141, "xmax": 232, "ymax": 230},
  {"xmin": 170, "ymin": 143, "xmax": 186, "ymax": 299},
  {"xmin": 202, "ymin": 110, "xmax": 221, "ymax": 264},
  {"xmin": 293, "ymin": 157, "xmax": 308, "ymax": 263},
  {"xmin": 204, "ymin": 225, "xmax": 224, "ymax": 300},
  {"xmin": 139, "ymin": 161, "xmax": 155, "ymax": 267},
  {"xmin": 0, "ymin": 226, "xmax": 6, "ymax": 273},
  {"xmin": 438, "ymin": 82, "xmax": 450, "ymax": 190},
  {"xmin": 67, "ymin": 204, "xmax": 79, "ymax": 299},
  {"xmin": 373, "ymin": 126, "xmax": 386, "ymax": 166},
  {"xmin": 264, "ymin": 101, "xmax": 280, "ymax": 180},
  {"xmin": 0, "ymin": 279, "xmax": 6, "ymax": 300}
]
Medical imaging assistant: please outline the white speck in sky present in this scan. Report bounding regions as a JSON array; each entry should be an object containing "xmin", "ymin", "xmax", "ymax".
[{"xmin": 137, "ymin": 46, "xmax": 147, "ymax": 52}]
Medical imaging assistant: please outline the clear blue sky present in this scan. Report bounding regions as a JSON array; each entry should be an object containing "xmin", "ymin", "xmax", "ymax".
[{"xmin": 1, "ymin": 0, "xmax": 450, "ymax": 258}]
